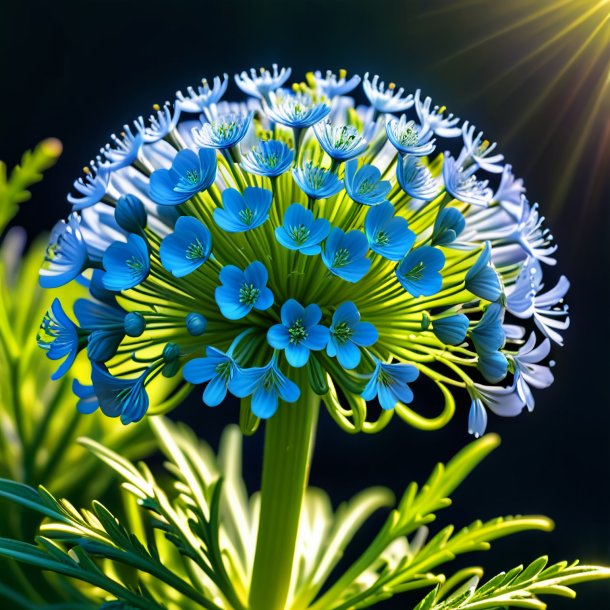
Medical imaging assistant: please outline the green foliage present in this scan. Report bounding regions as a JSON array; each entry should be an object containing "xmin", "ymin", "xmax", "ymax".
[
  {"xmin": 0, "ymin": 420, "xmax": 606, "ymax": 609},
  {"xmin": 415, "ymin": 556, "xmax": 610, "ymax": 609},
  {"xmin": 0, "ymin": 138, "xmax": 63, "ymax": 231}
]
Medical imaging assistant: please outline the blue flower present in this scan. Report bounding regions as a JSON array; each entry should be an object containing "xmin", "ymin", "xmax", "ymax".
[
  {"xmin": 72, "ymin": 380, "xmax": 99, "ymax": 415},
  {"xmin": 102, "ymin": 234, "xmax": 150, "ymax": 291},
  {"xmin": 312, "ymin": 70, "xmax": 361, "ymax": 98},
  {"xmin": 314, "ymin": 122, "xmax": 367, "ymax": 161},
  {"xmin": 215, "ymin": 261, "xmax": 274, "ymax": 320},
  {"xmin": 235, "ymin": 65, "xmax": 292, "ymax": 100},
  {"xmin": 462, "ymin": 122, "xmax": 505, "ymax": 174},
  {"xmin": 415, "ymin": 90, "xmax": 462, "ymax": 138},
  {"xmin": 362, "ymin": 73, "xmax": 414, "ymax": 114},
  {"xmin": 37, "ymin": 298, "xmax": 83, "ymax": 380},
  {"xmin": 264, "ymin": 92, "xmax": 330, "ymax": 129},
  {"xmin": 183, "ymin": 347, "xmax": 239, "ymax": 406},
  {"xmin": 192, "ymin": 112, "xmax": 254, "ymax": 149},
  {"xmin": 90, "ymin": 363, "xmax": 150, "ymax": 424},
  {"xmin": 176, "ymin": 73, "xmax": 229, "ymax": 112},
  {"xmin": 267, "ymin": 299, "xmax": 329, "ymax": 367},
  {"xmin": 432, "ymin": 314, "xmax": 469, "ymax": 345},
  {"xmin": 160, "ymin": 216, "xmax": 212, "ymax": 277},
  {"xmin": 114, "ymin": 194, "xmax": 147, "ymax": 233},
  {"xmin": 512, "ymin": 332, "xmax": 554, "ymax": 412},
  {"xmin": 364, "ymin": 201, "xmax": 415, "ymax": 261},
  {"xmin": 396, "ymin": 246, "xmax": 445, "ymax": 297},
  {"xmin": 185, "ymin": 312, "xmax": 207, "ymax": 336},
  {"xmin": 386, "ymin": 116, "xmax": 436, "ymax": 156},
  {"xmin": 442, "ymin": 152, "xmax": 493, "ymax": 207},
  {"xmin": 344, "ymin": 160, "xmax": 391, "ymax": 206},
  {"xmin": 471, "ymin": 303, "xmax": 508, "ymax": 383},
  {"xmin": 240, "ymin": 140, "xmax": 294, "ymax": 177},
  {"xmin": 74, "ymin": 298, "xmax": 126, "ymax": 362},
  {"xmin": 465, "ymin": 242, "xmax": 502, "ymax": 302},
  {"xmin": 275, "ymin": 203, "xmax": 330, "ymax": 255},
  {"xmin": 396, "ymin": 156, "xmax": 440, "ymax": 201},
  {"xmin": 67, "ymin": 167, "xmax": 110, "ymax": 211},
  {"xmin": 213, "ymin": 186, "xmax": 272, "ymax": 232},
  {"xmin": 327, "ymin": 302, "xmax": 378, "ymax": 369},
  {"xmin": 292, "ymin": 163, "xmax": 343, "ymax": 200},
  {"xmin": 362, "ymin": 360, "xmax": 419, "ymax": 410},
  {"xmin": 100, "ymin": 126, "xmax": 143, "ymax": 171},
  {"xmin": 40, "ymin": 213, "xmax": 89, "ymax": 288},
  {"xmin": 135, "ymin": 103, "xmax": 181, "ymax": 143},
  {"xmin": 149, "ymin": 148, "xmax": 217, "ymax": 206},
  {"xmin": 231, "ymin": 357, "xmax": 300, "ymax": 418},
  {"xmin": 321, "ymin": 228, "xmax": 371, "ymax": 283},
  {"xmin": 431, "ymin": 207, "xmax": 465, "ymax": 247}
]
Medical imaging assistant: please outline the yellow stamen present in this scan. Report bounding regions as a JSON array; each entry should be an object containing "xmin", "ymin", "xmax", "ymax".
[
  {"xmin": 438, "ymin": 105, "xmax": 447, "ymax": 114},
  {"xmin": 83, "ymin": 166, "xmax": 90, "ymax": 175},
  {"xmin": 388, "ymin": 82, "xmax": 396, "ymax": 90},
  {"xmin": 152, "ymin": 103, "xmax": 161, "ymax": 111},
  {"xmin": 339, "ymin": 68, "xmax": 347, "ymax": 79}
]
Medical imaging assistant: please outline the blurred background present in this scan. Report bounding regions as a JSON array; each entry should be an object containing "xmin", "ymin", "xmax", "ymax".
[{"xmin": 1, "ymin": 0, "xmax": 608, "ymax": 606}]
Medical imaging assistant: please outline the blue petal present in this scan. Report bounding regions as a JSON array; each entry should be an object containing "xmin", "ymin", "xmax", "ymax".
[
  {"xmin": 303, "ymin": 325, "xmax": 329, "ymax": 350},
  {"xmin": 219, "ymin": 264, "xmax": 245, "ymax": 289},
  {"xmin": 183, "ymin": 357, "xmax": 219, "ymax": 383},
  {"xmin": 255, "ymin": 287, "xmax": 274, "ymax": 311},
  {"xmin": 281, "ymin": 299, "xmax": 305, "ymax": 326},
  {"xmin": 335, "ymin": 341, "xmax": 361, "ymax": 369},
  {"xmin": 351, "ymin": 321, "xmax": 378, "ymax": 346},
  {"xmin": 468, "ymin": 398, "xmax": 488, "ymax": 437},
  {"xmin": 333, "ymin": 301, "xmax": 360, "ymax": 326},
  {"xmin": 285, "ymin": 343, "xmax": 310, "ymax": 367},
  {"xmin": 244, "ymin": 260, "xmax": 268, "ymax": 288},
  {"xmin": 203, "ymin": 375, "xmax": 228, "ymax": 406},
  {"xmin": 251, "ymin": 386, "xmax": 279, "ymax": 418},
  {"xmin": 267, "ymin": 324, "xmax": 291, "ymax": 349}
]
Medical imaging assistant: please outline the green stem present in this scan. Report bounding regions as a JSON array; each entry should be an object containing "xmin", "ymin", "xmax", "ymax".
[{"xmin": 248, "ymin": 373, "xmax": 320, "ymax": 610}]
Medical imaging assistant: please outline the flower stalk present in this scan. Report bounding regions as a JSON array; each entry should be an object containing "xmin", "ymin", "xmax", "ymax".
[{"xmin": 248, "ymin": 370, "xmax": 320, "ymax": 610}]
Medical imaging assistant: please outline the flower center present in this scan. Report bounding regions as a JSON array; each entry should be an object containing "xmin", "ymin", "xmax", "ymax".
[
  {"xmin": 375, "ymin": 230, "xmax": 390, "ymax": 246},
  {"xmin": 289, "ymin": 224, "xmax": 311, "ymax": 245},
  {"xmin": 332, "ymin": 248, "xmax": 351, "ymax": 268},
  {"xmin": 377, "ymin": 367, "xmax": 393, "ymax": 387},
  {"xmin": 404, "ymin": 260, "xmax": 425, "ymax": 281},
  {"xmin": 127, "ymin": 256, "xmax": 144, "ymax": 274},
  {"xmin": 333, "ymin": 126, "xmax": 358, "ymax": 150},
  {"xmin": 239, "ymin": 207, "xmax": 255, "ymax": 225},
  {"xmin": 214, "ymin": 120, "xmax": 239, "ymax": 139},
  {"xmin": 239, "ymin": 283, "xmax": 260, "ymax": 305},
  {"xmin": 186, "ymin": 238, "xmax": 206, "ymax": 260},
  {"xmin": 331, "ymin": 321, "xmax": 353, "ymax": 345},
  {"xmin": 288, "ymin": 319, "xmax": 307, "ymax": 344},
  {"xmin": 398, "ymin": 124, "xmax": 419, "ymax": 146},
  {"xmin": 357, "ymin": 179, "xmax": 376, "ymax": 195},
  {"xmin": 185, "ymin": 169, "xmax": 199, "ymax": 184},
  {"xmin": 214, "ymin": 359, "xmax": 233, "ymax": 382}
]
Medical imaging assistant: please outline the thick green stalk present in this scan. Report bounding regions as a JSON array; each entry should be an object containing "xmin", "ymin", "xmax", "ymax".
[{"xmin": 248, "ymin": 375, "xmax": 319, "ymax": 610}]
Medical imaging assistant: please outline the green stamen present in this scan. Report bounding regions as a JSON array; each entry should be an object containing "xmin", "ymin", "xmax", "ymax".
[
  {"xmin": 332, "ymin": 248, "xmax": 351, "ymax": 268},
  {"xmin": 288, "ymin": 319, "xmax": 307, "ymax": 344},
  {"xmin": 186, "ymin": 238, "xmax": 206, "ymax": 260},
  {"xmin": 331, "ymin": 321, "xmax": 353, "ymax": 345},
  {"xmin": 289, "ymin": 224, "xmax": 311, "ymax": 245},
  {"xmin": 239, "ymin": 283, "xmax": 260, "ymax": 305}
]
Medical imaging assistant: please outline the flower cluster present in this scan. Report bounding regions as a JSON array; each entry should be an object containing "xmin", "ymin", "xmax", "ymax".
[{"xmin": 38, "ymin": 66, "xmax": 569, "ymax": 435}]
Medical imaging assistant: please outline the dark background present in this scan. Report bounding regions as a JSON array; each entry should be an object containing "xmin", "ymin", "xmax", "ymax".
[{"xmin": 1, "ymin": 0, "xmax": 609, "ymax": 607}]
